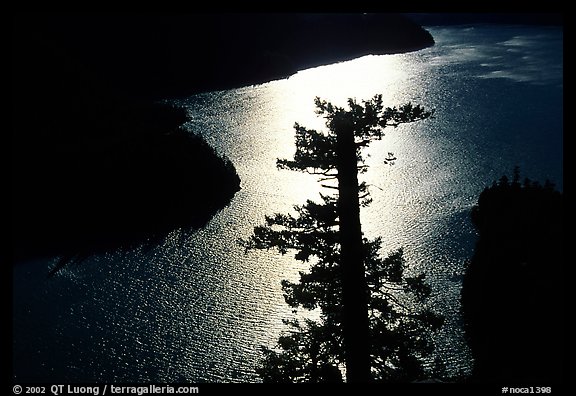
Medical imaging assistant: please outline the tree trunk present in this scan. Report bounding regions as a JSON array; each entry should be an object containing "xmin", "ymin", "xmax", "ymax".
[{"xmin": 335, "ymin": 122, "xmax": 372, "ymax": 383}]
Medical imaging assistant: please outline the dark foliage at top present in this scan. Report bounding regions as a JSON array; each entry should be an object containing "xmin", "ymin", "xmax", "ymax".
[{"xmin": 461, "ymin": 168, "xmax": 563, "ymax": 383}]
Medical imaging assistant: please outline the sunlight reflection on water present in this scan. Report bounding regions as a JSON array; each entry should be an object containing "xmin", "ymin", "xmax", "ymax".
[
  {"xmin": 13, "ymin": 25, "xmax": 562, "ymax": 383},
  {"xmin": 177, "ymin": 25, "xmax": 562, "ymax": 381}
]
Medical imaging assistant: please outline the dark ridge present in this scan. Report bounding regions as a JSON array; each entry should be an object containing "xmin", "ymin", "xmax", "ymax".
[
  {"xmin": 12, "ymin": 13, "xmax": 435, "ymax": 100},
  {"xmin": 461, "ymin": 170, "xmax": 563, "ymax": 384}
]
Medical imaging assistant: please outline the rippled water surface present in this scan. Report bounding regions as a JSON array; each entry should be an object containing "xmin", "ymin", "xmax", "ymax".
[{"xmin": 13, "ymin": 25, "xmax": 562, "ymax": 382}]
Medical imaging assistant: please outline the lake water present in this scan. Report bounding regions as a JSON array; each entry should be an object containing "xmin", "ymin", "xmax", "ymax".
[{"xmin": 13, "ymin": 25, "xmax": 563, "ymax": 382}]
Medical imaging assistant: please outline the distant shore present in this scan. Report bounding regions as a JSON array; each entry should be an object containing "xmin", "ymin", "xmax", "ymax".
[
  {"xmin": 12, "ymin": 13, "xmax": 435, "ymax": 100},
  {"xmin": 405, "ymin": 13, "xmax": 562, "ymax": 27}
]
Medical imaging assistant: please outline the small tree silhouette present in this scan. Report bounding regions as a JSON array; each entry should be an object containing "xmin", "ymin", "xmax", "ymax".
[
  {"xmin": 463, "ymin": 170, "xmax": 563, "ymax": 383},
  {"xmin": 242, "ymin": 95, "xmax": 443, "ymax": 382}
]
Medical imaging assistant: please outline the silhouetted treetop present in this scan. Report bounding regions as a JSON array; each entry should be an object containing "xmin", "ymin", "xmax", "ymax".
[{"xmin": 277, "ymin": 95, "xmax": 433, "ymax": 174}]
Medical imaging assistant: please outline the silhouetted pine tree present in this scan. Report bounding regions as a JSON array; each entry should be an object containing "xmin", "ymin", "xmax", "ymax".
[{"xmin": 242, "ymin": 95, "xmax": 443, "ymax": 382}]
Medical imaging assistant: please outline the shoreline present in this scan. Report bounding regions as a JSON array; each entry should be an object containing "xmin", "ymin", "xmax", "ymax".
[{"xmin": 11, "ymin": 13, "xmax": 434, "ymax": 266}]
